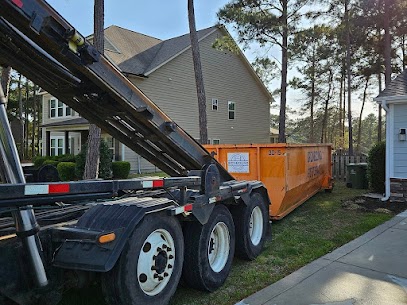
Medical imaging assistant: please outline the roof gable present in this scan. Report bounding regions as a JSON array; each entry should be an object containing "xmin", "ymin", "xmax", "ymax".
[
  {"xmin": 87, "ymin": 25, "xmax": 162, "ymax": 68},
  {"xmin": 376, "ymin": 69, "xmax": 407, "ymax": 99},
  {"xmin": 118, "ymin": 26, "xmax": 216, "ymax": 76}
]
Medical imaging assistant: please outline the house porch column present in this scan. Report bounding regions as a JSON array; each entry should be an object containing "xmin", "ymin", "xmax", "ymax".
[
  {"xmin": 64, "ymin": 130, "xmax": 69, "ymax": 154},
  {"xmin": 46, "ymin": 130, "xmax": 50, "ymax": 156}
]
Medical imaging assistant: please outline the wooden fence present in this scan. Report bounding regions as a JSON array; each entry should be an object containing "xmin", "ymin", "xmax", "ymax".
[{"xmin": 331, "ymin": 153, "xmax": 367, "ymax": 181}]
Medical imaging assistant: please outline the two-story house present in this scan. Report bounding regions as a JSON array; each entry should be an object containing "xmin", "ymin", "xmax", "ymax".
[{"xmin": 40, "ymin": 25, "xmax": 273, "ymax": 173}]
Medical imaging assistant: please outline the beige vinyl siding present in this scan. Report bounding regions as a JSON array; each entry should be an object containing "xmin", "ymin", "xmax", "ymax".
[
  {"xmin": 131, "ymin": 29, "xmax": 270, "ymax": 144},
  {"xmin": 123, "ymin": 146, "xmax": 159, "ymax": 173},
  {"xmin": 41, "ymin": 93, "xmax": 79, "ymax": 125}
]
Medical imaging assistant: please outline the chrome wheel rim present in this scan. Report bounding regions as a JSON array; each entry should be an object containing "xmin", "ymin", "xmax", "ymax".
[
  {"xmin": 249, "ymin": 206, "xmax": 263, "ymax": 246},
  {"xmin": 208, "ymin": 222, "xmax": 230, "ymax": 272},
  {"xmin": 137, "ymin": 229, "xmax": 176, "ymax": 296}
]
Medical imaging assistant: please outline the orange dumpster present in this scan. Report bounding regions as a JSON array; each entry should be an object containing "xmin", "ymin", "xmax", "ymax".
[{"xmin": 204, "ymin": 144, "xmax": 333, "ymax": 220}]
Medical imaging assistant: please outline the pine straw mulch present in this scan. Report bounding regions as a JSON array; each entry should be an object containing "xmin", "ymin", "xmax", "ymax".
[{"xmin": 342, "ymin": 194, "xmax": 407, "ymax": 215}]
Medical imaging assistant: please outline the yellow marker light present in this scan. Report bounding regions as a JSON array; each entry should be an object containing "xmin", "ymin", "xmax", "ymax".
[
  {"xmin": 98, "ymin": 233, "xmax": 116, "ymax": 244},
  {"xmin": 68, "ymin": 30, "xmax": 85, "ymax": 53}
]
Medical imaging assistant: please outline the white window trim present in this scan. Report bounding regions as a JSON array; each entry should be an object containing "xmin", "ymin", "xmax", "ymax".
[
  {"xmin": 50, "ymin": 136, "xmax": 65, "ymax": 156},
  {"xmin": 228, "ymin": 101, "xmax": 235, "ymax": 120},
  {"xmin": 49, "ymin": 98, "xmax": 72, "ymax": 119},
  {"xmin": 212, "ymin": 98, "xmax": 219, "ymax": 111},
  {"xmin": 212, "ymin": 139, "xmax": 221, "ymax": 144}
]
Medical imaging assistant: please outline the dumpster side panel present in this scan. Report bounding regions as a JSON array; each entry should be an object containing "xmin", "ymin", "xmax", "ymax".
[
  {"xmin": 274, "ymin": 145, "xmax": 332, "ymax": 219},
  {"xmin": 204, "ymin": 144, "xmax": 332, "ymax": 219}
]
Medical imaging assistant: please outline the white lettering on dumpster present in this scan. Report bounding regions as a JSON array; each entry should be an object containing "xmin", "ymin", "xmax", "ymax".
[{"xmin": 227, "ymin": 152, "xmax": 249, "ymax": 173}]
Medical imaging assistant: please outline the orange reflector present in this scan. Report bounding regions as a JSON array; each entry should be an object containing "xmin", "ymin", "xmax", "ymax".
[{"xmin": 98, "ymin": 233, "xmax": 116, "ymax": 244}]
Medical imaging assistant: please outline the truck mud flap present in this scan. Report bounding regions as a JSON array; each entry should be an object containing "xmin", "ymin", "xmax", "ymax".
[{"xmin": 52, "ymin": 197, "xmax": 174, "ymax": 272}]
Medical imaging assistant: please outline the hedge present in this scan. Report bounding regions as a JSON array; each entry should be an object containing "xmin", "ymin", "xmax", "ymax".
[
  {"xmin": 112, "ymin": 161, "xmax": 131, "ymax": 179},
  {"xmin": 57, "ymin": 162, "xmax": 76, "ymax": 181},
  {"xmin": 75, "ymin": 140, "xmax": 112, "ymax": 179},
  {"xmin": 367, "ymin": 141, "xmax": 385, "ymax": 194},
  {"xmin": 42, "ymin": 160, "xmax": 59, "ymax": 167},
  {"xmin": 33, "ymin": 154, "xmax": 75, "ymax": 168}
]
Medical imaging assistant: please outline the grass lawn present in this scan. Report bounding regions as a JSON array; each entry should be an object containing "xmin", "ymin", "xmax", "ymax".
[
  {"xmin": 127, "ymin": 171, "xmax": 168, "ymax": 178},
  {"xmin": 58, "ymin": 182, "xmax": 393, "ymax": 305}
]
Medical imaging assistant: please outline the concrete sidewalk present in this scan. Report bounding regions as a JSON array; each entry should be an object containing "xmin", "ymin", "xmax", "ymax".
[{"xmin": 237, "ymin": 210, "xmax": 407, "ymax": 305}]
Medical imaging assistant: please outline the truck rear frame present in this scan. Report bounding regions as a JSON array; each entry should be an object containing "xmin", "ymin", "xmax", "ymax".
[{"xmin": 0, "ymin": 0, "xmax": 271, "ymax": 304}]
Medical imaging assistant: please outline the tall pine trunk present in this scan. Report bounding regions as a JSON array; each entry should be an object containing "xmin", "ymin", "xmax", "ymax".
[
  {"xmin": 188, "ymin": 0, "xmax": 208, "ymax": 144},
  {"xmin": 84, "ymin": 0, "xmax": 104, "ymax": 179},
  {"xmin": 24, "ymin": 80, "xmax": 30, "ymax": 158},
  {"xmin": 278, "ymin": 0, "xmax": 288, "ymax": 143},
  {"xmin": 357, "ymin": 77, "xmax": 369, "ymax": 153},
  {"xmin": 345, "ymin": 0, "xmax": 353, "ymax": 155},
  {"xmin": 309, "ymin": 52, "xmax": 316, "ymax": 143},
  {"xmin": 32, "ymin": 85, "xmax": 38, "ymax": 157},
  {"xmin": 321, "ymin": 69, "xmax": 333, "ymax": 143},
  {"xmin": 18, "ymin": 73, "xmax": 24, "ymax": 159}
]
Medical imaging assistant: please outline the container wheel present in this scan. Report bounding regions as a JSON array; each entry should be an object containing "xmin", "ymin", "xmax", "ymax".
[
  {"xmin": 182, "ymin": 204, "xmax": 235, "ymax": 292},
  {"xmin": 231, "ymin": 191, "xmax": 269, "ymax": 260},
  {"xmin": 101, "ymin": 213, "xmax": 184, "ymax": 305}
]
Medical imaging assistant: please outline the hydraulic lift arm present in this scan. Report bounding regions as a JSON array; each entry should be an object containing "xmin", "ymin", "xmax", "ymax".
[{"xmin": 0, "ymin": 0, "xmax": 234, "ymax": 182}]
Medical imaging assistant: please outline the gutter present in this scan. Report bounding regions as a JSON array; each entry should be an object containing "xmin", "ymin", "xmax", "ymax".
[{"xmin": 381, "ymin": 100, "xmax": 391, "ymax": 201}]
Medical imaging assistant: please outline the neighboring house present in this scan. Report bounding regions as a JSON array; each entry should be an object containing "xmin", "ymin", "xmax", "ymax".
[
  {"xmin": 41, "ymin": 25, "xmax": 273, "ymax": 173},
  {"xmin": 270, "ymin": 128, "xmax": 279, "ymax": 143},
  {"xmin": 375, "ymin": 69, "xmax": 407, "ymax": 202}
]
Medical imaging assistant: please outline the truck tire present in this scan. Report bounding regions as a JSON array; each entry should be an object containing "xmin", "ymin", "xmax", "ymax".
[
  {"xmin": 182, "ymin": 204, "xmax": 235, "ymax": 292},
  {"xmin": 101, "ymin": 213, "xmax": 184, "ymax": 305},
  {"xmin": 231, "ymin": 192, "xmax": 268, "ymax": 260}
]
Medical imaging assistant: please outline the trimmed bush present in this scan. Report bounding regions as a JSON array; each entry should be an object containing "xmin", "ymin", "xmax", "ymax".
[
  {"xmin": 57, "ymin": 162, "xmax": 76, "ymax": 181},
  {"xmin": 99, "ymin": 140, "xmax": 112, "ymax": 179},
  {"xmin": 75, "ymin": 139, "xmax": 112, "ymax": 179},
  {"xmin": 112, "ymin": 161, "xmax": 131, "ymax": 179},
  {"xmin": 33, "ymin": 156, "xmax": 47, "ymax": 168},
  {"xmin": 367, "ymin": 141, "xmax": 385, "ymax": 193},
  {"xmin": 56, "ymin": 154, "xmax": 76, "ymax": 163},
  {"xmin": 43, "ymin": 160, "xmax": 59, "ymax": 167}
]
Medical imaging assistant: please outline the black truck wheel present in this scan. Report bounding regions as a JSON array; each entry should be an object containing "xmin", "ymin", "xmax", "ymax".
[
  {"xmin": 182, "ymin": 204, "xmax": 235, "ymax": 292},
  {"xmin": 101, "ymin": 213, "xmax": 184, "ymax": 305},
  {"xmin": 231, "ymin": 191, "xmax": 268, "ymax": 260}
]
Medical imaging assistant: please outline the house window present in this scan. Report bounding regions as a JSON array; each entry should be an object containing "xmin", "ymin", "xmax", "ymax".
[
  {"xmin": 50, "ymin": 136, "xmax": 64, "ymax": 156},
  {"xmin": 103, "ymin": 136, "xmax": 115, "ymax": 160},
  {"xmin": 228, "ymin": 101, "xmax": 235, "ymax": 120},
  {"xmin": 212, "ymin": 98, "xmax": 218, "ymax": 111},
  {"xmin": 213, "ymin": 139, "xmax": 220, "ymax": 144},
  {"xmin": 49, "ymin": 98, "xmax": 72, "ymax": 118}
]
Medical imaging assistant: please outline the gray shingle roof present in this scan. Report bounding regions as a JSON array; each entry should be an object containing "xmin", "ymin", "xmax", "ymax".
[
  {"xmin": 87, "ymin": 25, "xmax": 162, "ymax": 69},
  {"xmin": 100, "ymin": 26, "xmax": 217, "ymax": 76},
  {"xmin": 377, "ymin": 69, "xmax": 407, "ymax": 98}
]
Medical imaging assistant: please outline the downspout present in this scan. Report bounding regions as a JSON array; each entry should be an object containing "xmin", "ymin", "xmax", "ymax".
[{"xmin": 381, "ymin": 100, "xmax": 390, "ymax": 201}]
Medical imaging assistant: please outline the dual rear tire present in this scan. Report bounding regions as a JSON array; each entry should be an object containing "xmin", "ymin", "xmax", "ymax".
[
  {"xmin": 101, "ymin": 213, "xmax": 184, "ymax": 305},
  {"xmin": 182, "ymin": 204, "xmax": 235, "ymax": 292},
  {"xmin": 102, "ymin": 191, "xmax": 269, "ymax": 304},
  {"xmin": 182, "ymin": 192, "xmax": 269, "ymax": 292}
]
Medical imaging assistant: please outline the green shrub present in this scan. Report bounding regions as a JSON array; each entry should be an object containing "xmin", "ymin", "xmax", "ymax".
[
  {"xmin": 33, "ymin": 156, "xmax": 47, "ymax": 168},
  {"xmin": 75, "ymin": 146, "xmax": 86, "ymax": 179},
  {"xmin": 99, "ymin": 140, "xmax": 112, "ymax": 179},
  {"xmin": 112, "ymin": 161, "xmax": 131, "ymax": 179},
  {"xmin": 42, "ymin": 160, "xmax": 59, "ymax": 167},
  {"xmin": 367, "ymin": 141, "xmax": 385, "ymax": 193},
  {"xmin": 57, "ymin": 162, "xmax": 76, "ymax": 181},
  {"xmin": 56, "ymin": 154, "xmax": 76, "ymax": 162},
  {"xmin": 75, "ymin": 139, "xmax": 112, "ymax": 179}
]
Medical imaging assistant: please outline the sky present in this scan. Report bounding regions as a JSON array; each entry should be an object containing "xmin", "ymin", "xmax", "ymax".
[
  {"xmin": 45, "ymin": 0, "xmax": 377, "ymax": 119},
  {"xmin": 46, "ymin": 0, "xmax": 230, "ymax": 39}
]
